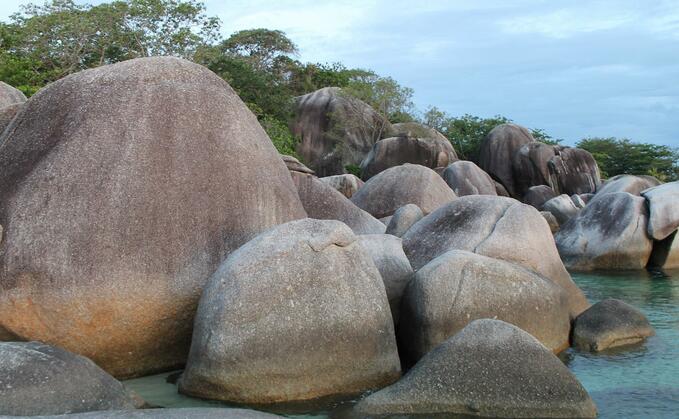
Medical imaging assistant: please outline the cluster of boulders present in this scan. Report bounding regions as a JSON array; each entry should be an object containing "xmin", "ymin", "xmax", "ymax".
[{"xmin": 0, "ymin": 57, "xmax": 663, "ymax": 418}]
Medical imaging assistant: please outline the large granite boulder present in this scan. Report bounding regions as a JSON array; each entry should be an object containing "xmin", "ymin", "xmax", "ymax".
[
  {"xmin": 541, "ymin": 211, "xmax": 561, "ymax": 233},
  {"xmin": 319, "ymin": 173, "xmax": 363, "ymax": 198},
  {"xmin": 441, "ymin": 160, "xmax": 497, "ymax": 196},
  {"xmin": 290, "ymin": 171, "xmax": 385, "ymax": 235},
  {"xmin": 512, "ymin": 142, "xmax": 558, "ymax": 198},
  {"xmin": 479, "ymin": 123, "xmax": 535, "ymax": 197},
  {"xmin": 548, "ymin": 147, "xmax": 601, "ymax": 195},
  {"xmin": 641, "ymin": 181, "xmax": 679, "ymax": 240},
  {"xmin": 0, "ymin": 103, "xmax": 22, "ymax": 134},
  {"xmin": 391, "ymin": 121, "xmax": 448, "ymax": 141},
  {"xmin": 281, "ymin": 154, "xmax": 314, "ymax": 174},
  {"xmin": 291, "ymin": 87, "xmax": 391, "ymax": 176},
  {"xmin": 0, "ymin": 57, "xmax": 306, "ymax": 378},
  {"xmin": 0, "ymin": 81, "xmax": 26, "ymax": 108},
  {"xmin": 357, "ymin": 234, "xmax": 414, "ymax": 324},
  {"xmin": 399, "ymin": 250, "xmax": 571, "ymax": 363},
  {"xmin": 26, "ymin": 409, "xmax": 283, "ymax": 418},
  {"xmin": 592, "ymin": 174, "xmax": 661, "ymax": 202},
  {"xmin": 648, "ymin": 231, "xmax": 679, "ymax": 270},
  {"xmin": 351, "ymin": 164, "xmax": 457, "ymax": 218},
  {"xmin": 0, "ymin": 342, "xmax": 141, "ymax": 416},
  {"xmin": 355, "ymin": 319, "xmax": 597, "ymax": 419},
  {"xmin": 179, "ymin": 219, "xmax": 401, "ymax": 404},
  {"xmin": 402, "ymin": 195, "xmax": 589, "ymax": 317},
  {"xmin": 385, "ymin": 204, "xmax": 424, "ymax": 237},
  {"xmin": 573, "ymin": 299, "xmax": 655, "ymax": 352},
  {"xmin": 555, "ymin": 192, "xmax": 652, "ymax": 270},
  {"xmin": 543, "ymin": 194, "xmax": 581, "ymax": 225},
  {"xmin": 360, "ymin": 135, "xmax": 457, "ymax": 179},
  {"xmin": 524, "ymin": 185, "xmax": 557, "ymax": 209}
]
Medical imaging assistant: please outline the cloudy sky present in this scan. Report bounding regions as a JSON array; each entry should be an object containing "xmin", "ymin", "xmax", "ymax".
[{"xmin": 2, "ymin": 0, "xmax": 678, "ymax": 146}]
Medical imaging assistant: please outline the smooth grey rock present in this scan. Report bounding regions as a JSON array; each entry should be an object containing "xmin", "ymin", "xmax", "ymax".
[
  {"xmin": 281, "ymin": 154, "xmax": 314, "ymax": 174},
  {"xmin": 0, "ymin": 57, "xmax": 306, "ymax": 378},
  {"xmin": 22, "ymin": 408, "xmax": 283, "ymax": 418},
  {"xmin": 290, "ymin": 171, "xmax": 385, "ymax": 235},
  {"xmin": 398, "ymin": 250, "xmax": 571, "ymax": 363},
  {"xmin": 391, "ymin": 122, "xmax": 448, "ymax": 141},
  {"xmin": 479, "ymin": 123, "xmax": 535, "ymax": 198},
  {"xmin": 512, "ymin": 142, "xmax": 558, "ymax": 198},
  {"xmin": 385, "ymin": 204, "xmax": 424, "ymax": 237},
  {"xmin": 319, "ymin": 173, "xmax": 363, "ymax": 198},
  {"xmin": 523, "ymin": 185, "xmax": 557, "ymax": 210},
  {"xmin": 0, "ymin": 81, "xmax": 26, "ymax": 108},
  {"xmin": 360, "ymin": 135, "xmax": 457, "ymax": 180},
  {"xmin": 351, "ymin": 164, "xmax": 456, "ymax": 218},
  {"xmin": 441, "ymin": 160, "xmax": 497, "ymax": 196},
  {"xmin": 648, "ymin": 231, "xmax": 679, "ymax": 270},
  {"xmin": 0, "ymin": 342, "xmax": 141, "ymax": 416},
  {"xmin": 357, "ymin": 234, "xmax": 414, "ymax": 324},
  {"xmin": 355, "ymin": 319, "xmax": 597, "ymax": 419},
  {"xmin": 179, "ymin": 219, "xmax": 401, "ymax": 404},
  {"xmin": 291, "ymin": 87, "xmax": 391, "ymax": 176},
  {"xmin": 571, "ymin": 194, "xmax": 586, "ymax": 209},
  {"xmin": 547, "ymin": 147, "xmax": 601, "ymax": 195},
  {"xmin": 573, "ymin": 299, "xmax": 655, "ymax": 352},
  {"xmin": 592, "ymin": 174, "xmax": 661, "ymax": 202},
  {"xmin": 379, "ymin": 216, "xmax": 392, "ymax": 226},
  {"xmin": 543, "ymin": 194, "xmax": 581, "ymax": 225},
  {"xmin": 494, "ymin": 180, "xmax": 510, "ymax": 197},
  {"xmin": 541, "ymin": 211, "xmax": 560, "ymax": 233},
  {"xmin": 402, "ymin": 195, "xmax": 589, "ymax": 318},
  {"xmin": 555, "ymin": 192, "xmax": 652, "ymax": 270},
  {"xmin": 641, "ymin": 181, "xmax": 679, "ymax": 240}
]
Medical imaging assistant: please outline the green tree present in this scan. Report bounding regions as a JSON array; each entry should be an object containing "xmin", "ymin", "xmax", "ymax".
[
  {"xmin": 343, "ymin": 71, "xmax": 415, "ymax": 123},
  {"xmin": 220, "ymin": 28, "xmax": 297, "ymax": 72}
]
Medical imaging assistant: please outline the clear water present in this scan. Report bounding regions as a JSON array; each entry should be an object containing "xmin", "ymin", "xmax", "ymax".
[{"xmin": 125, "ymin": 270, "xmax": 679, "ymax": 418}]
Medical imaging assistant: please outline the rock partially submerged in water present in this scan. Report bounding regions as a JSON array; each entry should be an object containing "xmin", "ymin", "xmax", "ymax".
[
  {"xmin": 179, "ymin": 219, "xmax": 400, "ymax": 404},
  {"xmin": 641, "ymin": 181, "xmax": 679, "ymax": 241},
  {"xmin": 398, "ymin": 250, "xmax": 571, "ymax": 363},
  {"xmin": 355, "ymin": 319, "xmax": 597, "ymax": 418},
  {"xmin": 385, "ymin": 204, "xmax": 423, "ymax": 237},
  {"xmin": 441, "ymin": 160, "xmax": 497, "ymax": 196},
  {"xmin": 25, "ymin": 408, "xmax": 283, "ymax": 418},
  {"xmin": 351, "ymin": 164, "xmax": 456, "ymax": 218},
  {"xmin": 573, "ymin": 299, "xmax": 655, "ymax": 352},
  {"xmin": 555, "ymin": 192, "xmax": 652, "ymax": 270},
  {"xmin": 0, "ymin": 342, "xmax": 142, "ymax": 416}
]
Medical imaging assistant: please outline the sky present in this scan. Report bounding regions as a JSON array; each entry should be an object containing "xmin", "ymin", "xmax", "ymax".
[{"xmin": 2, "ymin": 0, "xmax": 678, "ymax": 147}]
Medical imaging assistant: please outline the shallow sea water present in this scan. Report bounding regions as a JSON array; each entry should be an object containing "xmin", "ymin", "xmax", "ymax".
[{"xmin": 125, "ymin": 269, "xmax": 679, "ymax": 418}]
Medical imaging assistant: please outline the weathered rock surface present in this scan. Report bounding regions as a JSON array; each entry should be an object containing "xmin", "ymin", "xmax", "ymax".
[
  {"xmin": 291, "ymin": 171, "xmax": 385, "ymax": 235},
  {"xmin": 479, "ymin": 123, "xmax": 535, "ymax": 197},
  {"xmin": 648, "ymin": 231, "xmax": 679, "ymax": 270},
  {"xmin": 541, "ymin": 211, "xmax": 560, "ymax": 233},
  {"xmin": 543, "ymin": 194, "xmax": 580, "ymax": 225},
  {"xmin": 291, "ymin": 87, "xmax": 391, "ymax": 176},
  {"xmin": 573, "ymin": 299, "xmax": 655, "ymax": 352},
  {"xmin": 548, "ymin": 147, "xmax": 601, "ymax": 195},
  {"xmin": 641, "ymin": 181, "xmax": 679, "ymax": 240},
  {"xmin": 0, "ymin": 81, "xmax": 26, "ymax": 108},
  {"xmin": 281, "ymin": 154, "xmax": 314, "ymax": 174},
  {"xmin": 402, "ymin": 195, "xmax": 589, "ymax": 317},
  {"xmin": 0, "ymin": 342, "xmax": 141, "ymax": 416},
  {"xmin": 441, "ymin": 160, "xmax": 497, "ymax": 196},
  {"xmin": 385, "ymin": 204, "xmax": 423, "ymax": 237},
  {"xmin": 0, "ymin": 103, "xmax": 22, "ymax": 134},
  {"xmin": 179, "ymin": 219, "xmax": 401, "ymax": 404},
  {"xmin": 555, "ymin": 192, "xmax": 652, "ymax": 270},
  {"xmin": 593, "ymin": 174, "xmax": 661, "ymax": 202},
  {"xmin": 24, "ymin": 408, "xmax": 283, "ymax": 418},
  {"xmin": 319, "ymin": 173, "xmax": 363, "ymax": 198},
  {"xmin": 355, "ymin": 319, "xmax": 597, "ymax": 419},
  {"xmin": 360, "ymin": 135, "xmax": 457, "ymax": 179},
  {"xmin": 398, "ymin": 250, "xmax": 571, "ymax": 363},
  {"xmin": 0, "ymin": 57, "xmax": 306, "ymax": 378},
  {"xmin": 512, "ymin": 142, "xmax": 557, "ymax": 198},
  {"xmin": 524, "ymin": 185, "xmax": 557, "ymax": 209},
  {"xmin": 571, "ymin": 194, "xmax": 586, "ymax": 209},
  {"xmin": 494, "ymin": 180, "xmax": 510, "ymax": 196},
  {"xmin": 357, "ymin": 234, "xmax": 414, "ymax": 324},
  {"xmin": 351, "ymin": 164, "xmax": 456, "ymax": 218},
  {"xmin": 391, "ymin": 122, "xmax": 448, "ymax": 141}
]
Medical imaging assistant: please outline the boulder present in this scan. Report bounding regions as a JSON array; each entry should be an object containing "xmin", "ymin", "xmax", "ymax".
[
  {"xmin": 0, "ymin": 103, "xmax": 22, "ymax": 134},
  {"xmin": 494, "ymin": 180, "xmax": 510, "ymax": 196},
  {"xmin": 555, "ymin": 192, "xmax": 653, "ymax": 271},
  {"xmin": 580, "ymin": 193, "xmax": 594, "ymax": 204},
  {"xmin": 360, "ymin": 135, "xmax": 457, "ymax": 179},
  {"xmin": 379, "ymin": 216, "xmax": 392, "ymax": 226},
  {"xmin": 641, "ymin": 181, "xmax": 679, "ymax": 240},
  {"xmin": 512, "ymin": 142, "xmax": 558, "ymax": 198},
  {"xmin": 399, "ymin": 250, "xmax": 571, "ymax": 363},
  {"xmin": 319, "ymin": 173, "xmax": 364, "ymax": 198},
  {"xmin": 543, "ymin": 194, "xmax": 580, "ymax": 225},
  {"xmin": 592, "ymin": 174, "xmax": 661, "ymax": 202},
  {"xmin": 547, "ymin": 147, "xmax": 601, "ymax": 195},
  {"xmin": 357, "ymin": 234, "xmax": 414, "ymax": 324},
  {"xmin": 0, "ymin": 81, "xmax": 26, "ymax": 108},
  {"xmin": 402, "ymin": 195, "xmax": 589, "ymax": 317},
  {"xmin": 26, "ymin": 409, "xmax": 283, "ymax": 418},
  {"xmin": 351, "ymin": 164, "xmax": 457, "ymax": 218},
  {"xmin": 479, "ymin": 123, "xmax": 535, "ymax": 197},
  {"xmin": 0, "ymin": 57, "xmax": 306, "ymax": 378},
  {"xmin": 541, "ymin": 211, "xmax": 560, "ymax": 233},
  {"xmin": 0, "ymin": 342, "xmax": 141, "ymax": 416},
  {"xmin": 385, "ymin": 204, "xmax": 424, "ymax": 237},
  {"xmin": 291, "ymin": 87, "xmax": 391, "ymax": 176},
  {"xmin": 355, "ymin": 319, "xmax": 597, "ymax": 419},
  {"xmin": 523, "ymin": 185, "xmax": 557, "ymax": 210},
  {"xmin": 290, "ymin": 171, "xmax": 385, "ymax": 235},
  {"xmin": 179, "ymin": 219, "xmax": 401, "ymax": 404},
  {"xmin": 571, "ymin": 194, "xmax": 586, "ymax": 209},
  {"xmin": 648, "ymin": 231, "xmax": 679, "ymax": 270},
  {"xmin": 441, "ymin": 160, "xmax": 497, "ymax": 196},
  {"xmin": 573, "ymin": 299, "xmax": 655, "ymax": 352},
  {"xmin": 391, "ymin": 122, "xmax": 448, "ymax": 141},
  {"xmin": 281, "ymin": 154, "xmax": 314, "ymax": 174}
]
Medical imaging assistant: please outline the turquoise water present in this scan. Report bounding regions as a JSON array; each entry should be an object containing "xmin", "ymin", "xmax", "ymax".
[{"xmin": 126, "ymin": 270, "xmax": 679, "ymax": 418}]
